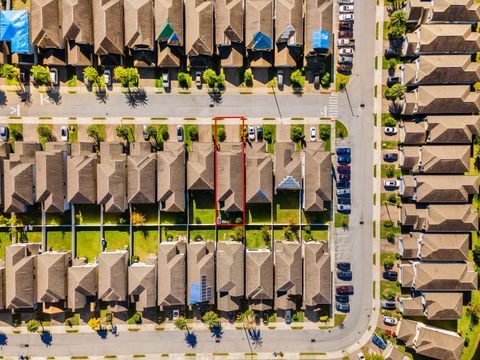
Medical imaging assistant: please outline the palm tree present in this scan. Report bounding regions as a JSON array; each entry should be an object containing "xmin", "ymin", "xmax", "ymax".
[
  {"xmin": 389, "ymin": 10, "xmax": 406, "ymax": 29},
  {"xmin": 86, "ymin": 125, "xmax": 104, "ymax": 149},
  {"xmin": 201, "ymin": 311, "xmax": 219, "ymax": 330},
  {"xmin": 174, "ymin": 316, "xmax": 188, "ymax": 332},
  {"xmin": 26, "ymin": 320, "xmax": 40, "ymax": 333}
]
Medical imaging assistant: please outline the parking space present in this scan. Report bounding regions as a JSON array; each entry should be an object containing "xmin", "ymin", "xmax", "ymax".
[
  {"xmin": 276, "ymin": 124, "xmax": 291, "ymax": 142},
  {"xmin": 337, "ymin": 1, "xmax": 355, "ymax": 74}
]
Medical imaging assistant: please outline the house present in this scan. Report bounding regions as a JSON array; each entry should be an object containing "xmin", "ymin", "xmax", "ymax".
[
  {"xmin": 402, "ymin": 85, "xmax": 480, "ymax": 115},
  {"xmin": 129, "ymin": 255, "xmax": 157, "ymax": 311},
  {"xmin": 187, "ymin": 242, "xmax": 214, "ymax": 306},
  {"xmin": 67, "ymin": 142, "xmax": 98, "ymax": 204},
  {"xmin": 97, "ymin": 142, "xmax": 127, "ymax": 213},
  {"xmin": 246, "ymin": 250, "xmax": 273, "ymax": 310},
  {"xmin": 397, "ymin": 319, "xmax": 464, "ymax": 360},
  {"xmin": 97, "ymin": 250, "xmax": 128, "ymax": 303},
  {"xmin": 5, "ymin": 243, "xmax": 41, "ymax": 309},
  {"xmin": 274, "ymin": 142, "xmax": 301, "ymax": 191},
  {"xmin": 399, "ymin": 233, "xmax": 469, "ymax": 261},
  {"xmin": 124, "ymin": 0, "xmax": 155, "ymax": 66},
  {"xmin": 246, "ymin": 0, "xmax": 274, "ymax": 68},
  {"xmin": 403, "ymin": 24, "xmax": 480, "ymax": 56},
  {"xmin": 304, "ymin": 241, "xmax": 331, "ymax": 307},
  {"xmin": 399, "ymin": 145, "xmax": 470, "ymax": 174},
  {"xmin": 401, "ymin": 55, "xmax": 480, "ymax": 86},
  {"xmin": 275, "ymin": 0, "xmax": 303, "ymax": 68},
  {"xmin": 217, "ymin": 143, "xmax": 243, "ymax": 213},
  {"xmin": 304, "ymin": 0, "xmax": 333, "ymax": 68},
  {"xmin": 303, "ymin": 148, "xmax": 331, "ymax": 212},
  {"xmin": 400, "ymin": 261, "xmax": 478, "ymax": 291},
  {"xmin": 93, "ymin": 0, "xmax": 124, "ymax": 65},
  {"xmin": 400, "ymin": 115, "xmax": 480, "ymax": 145},
  {"xmin": 0, "ymin": 142, "xmax": 9, "ymax": 207},
  {"xmin": 35, "ymin": 142, "xmax": 68, "ymax": 213},
  {"xmin": 185, "ymin": 0, "xmax": 214, "ymax": 68},
  {"xmin": 3, "ymin": 142, "xmax": 40, "ymax": 213},
  {"xmin": 62, "ymin": 0, "xmax": 94, "ymax": 66},
  {"xmin": 216, "ymin": 241, "xmax": 244, "ymax": 313},
  {"xmin": 399, "ymin": 296, "xmax": 425, "ymax": 317},
  {"xmin": 400, "ymin": 175, "xmax": 478, "ymax": 203},
  {"xmin": 400, "ymin": 293, "xmax": 463, "ymax": 319},
  {"xmin": 187, "ymin": 142, "xmax": 214, "ymax": 191},
  {"xmin": 406, "ymin": 0, "xmax": 431, "ymax": 27},
  {"xmin": 157, "ymin": 241, "xmax": 186, "ymax": 309},
  {"xmin": 215, "ymin": 0, "xmax": 244, "ymax": 68},
  {"xmin": 36, "ymin": 251, "xmax": 71, "ymax": 304},
  {"xmin": 67, "ymin": 259, "xmax": 98, "ymax": 312},
  {"xmin": 246, "ymin": 142, "xmax": 273, "ymax": 204},
  {"xmin": 401, "ymin": 203, "xmax": 478, "ymax": 232},
  {"xmin": 127, "ymin": 142, "xmax": 156, "ymax": 204},
  {"xmin": 383, "ymin": 343, "xmax": 410, "ymax": 360},
  {"xmin": 154, "ymin": 0, "xmax": 184, "ymax": 68},
  {"xmin": 157, "ymin": 142, "xmax": 185, "ymax": 212},
  {"xmin": 275, "ymin": 241, "xmax": 302, "ymax": 310},
  {"xmin": 406, "ymin": 0, "xmax": 480, "ymax": 27}
]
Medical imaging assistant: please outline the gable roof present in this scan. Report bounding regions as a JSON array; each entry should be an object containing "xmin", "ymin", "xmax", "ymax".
[
  {"xmin": 37, "ymin": 251, "xmax": 71, "ymax": 303},
  {"xmin": 185, "ymin": 0, "xmax": 214, "ymax": 57},
  {"xmin": 246, "ymin": 250, "xmax": 273, "ymax": 310},
  {"xmin": 304, "ymin": 148, "xmax": 332, "ymax": 211},
  {"xmin": 62, "ymin": 0, "xmax": 93, "ymax": 44},
  {"xmin": 275, "ymin": 142, "xmax": 301, "ymax": 191},
  {"xmin": 67, "ymin": 142, "xmax": 98, "ymax": 204},
  {"xmin": 67, "ymin": 262, "xmax": 98, "ymax": 311},
  {"xmin": 154, "ymin": 0, "xmax": 184, "ymax": 45},
  {"xmin": 423, "ymin": 292, "xmax": 463, "ymax": 320},
  {"xmin": 305, "ymin": 0, "xmax": 333, "ymax": 57},
  {"xmin": 157, "ymin": 241, "xmax": 186, "ymax": 307},
  {"xmin": 187, "ymin": 142, "xmax": 214, "ymax": 190},
  {"xmin": 97, "ymin": 143, "xmax": 127, "ymax": 213},
  {"xmin": 216, "ymin": 241, "xmax": 244, "ymax": 312},
  {"xmin": 217, "ymin": 143, "xmax": 243, "ymax": 212},
  {"xmin": 304, "ymin": 241, "xmax": 331, "ymax": 306},
  {"xmin": 275, "ymin": 0, "xmax": 303, "ymax": 46},
  {"xmin": 0, "ymin": 261, "xmax": 4, "ymax": 309},
  {"xmin": 97, "ymin": 250, "xmax": 128, "ymax": 301},
  {"xmin": 157, "ymin": 142, "xmax": 185, "ymax": 212},
  {"xmin": 129, "ymin": 258, "xmax": 157, "ymax": 311},
  {"xmin": 400, "ymin": 145, "xmax": 470, "ymax": 174},
  {"xmin": 383, "ymin": 343, "xmax": 410, "ymax": 360},
  {"xmin": 275, "ymin": 241, "xmax": 302, "ymax": 310},
  {"xmin": 427, "ymin": 0, "xmax": 480, "ymax": 23},
  {"xmin": 215, "ymin": 0, "xmax": 243, "ymax": 45},
  {"xmin": 400, "ymin": 297, "xmax": 424, "ymax": 317},
  {"xmin": 31, "ymin": 0, "xmax": 63, "ymax": 48},
  {"xmin": 187, "ymin": 242, "xmax": 215, "ymax": 305},
  {"xmin": 246, "ymin": 0, "xmax": 273, "ymax": 50},
  {"xmin": 93, "ymin": 0, "xmax": 124, "ymax": 55},
  {"xmin": 400, "ymin": 232, "xmax": 470, "ymax": 261},
  {"xmin": 124, "ymin": 0, "xmax": 154, "ymax": 50},
  {"xmin": 127, "ymin": 143, "xmax": 156, "ymax": 204},
  {"xmin": 246, "ymin": 142, "xmax": 273, "ymax": 204}
]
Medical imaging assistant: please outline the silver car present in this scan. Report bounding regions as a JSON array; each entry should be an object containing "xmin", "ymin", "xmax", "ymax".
[{"xmin": 0, "ymin": 126, "xmax": 8, "ymax": 141}]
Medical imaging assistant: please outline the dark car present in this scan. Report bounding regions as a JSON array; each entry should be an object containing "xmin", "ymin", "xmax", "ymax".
[
  {"xmin": 336, "ymin": 285, "xmax": 354, "ymax": 295},
  {"xmin": 384, "ymin": 48, "xmax": 399, "ymax": 59},
  {"xmin": 338, "ymin": 173, "xmax": 351, "ymax": 181},
  {"xmin": 337, "ymin": 271, "xmax": 353, "ymax": 281},
  {"xmin": 257, "ymin": 126, "xmax": 263, "ymax": 140},
  {"xmin": 337, "ymin": 262, "xmax": 351, "ymax": 271},
  {"xmin": 381, "ymin": 301, "xmax": 397, "ymax": 310},
  {"xmin": 337, "ymin": 165, "xmax": 351, "ymax": 174},
  {"xmin": 383, "ymin": 153, "xmax": 398, "ymax": 162},
  {"xmin": 372, "ymin": 334, "xmax": 387, "ymax": 350},
  {"xmin": 337, "ymin": 196, "xmax": 351, "ymax": 205},
  {"xmin": 338, "ymin": 30, "xmax": 353, "ymax": 38},
  {"xmin": 387, "ymin": 76, "xmax": 400, "ymax": 86},
  {"xmin": 336, "ymin": 294, "xmax": 349, "ymax": 303},
  {"xmin": 285, "ymin": 310, "xmax": 292, "ymax": 325},
  {"xmin": 336, "ymin": 303, "xmax": 350, "ymax": 313},
  {"xmin": 262, "ymin": 312, "xmax": 269, "ymax": 324},
  {"xmin": 338, "ymin": 155, "xmax": 351, "ymax": 164},
  {"xmin": 337, "ymin": 64, "xmax": 352, "ymax": 72},
  {"xmin": 339, "ymin": 22, "xmax": 354, "ymax": 30},
  {"xmin": 337, "ymin": 180, "xmax": 351, "ymax": 189},
  {"xmin": 336, "ymin": 148, "xmax": 351, "ymax": 156},
  {"xmin": 383, "ymin": 270, "xmax": 398, "ymax": 281}
]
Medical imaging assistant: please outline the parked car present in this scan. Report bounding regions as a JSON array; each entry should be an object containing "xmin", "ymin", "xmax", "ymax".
[
  {"xmin": 383, "ymin": 153, "xmax": 398, "ymax": 162},
  {"xmin": 336, "ymin": 188, "xmax": 351, "ymax": 196},
  {"xmin": 387, "ymin": 76, "xmax": 400, "ymax": 86},
  {"xmin": 257, "ymin": 126, "xmax": 263, "ymax": 140},
  {"xmin": 384, "ymin": 127, "xmax": 398, "ymax": 135},
  {"xmin": 19, "ymin": 71, "xmax": 26, "ymax": 83},
  {"xmin": 337, "ymin": 38, "xmax": 353, "ymax": 46},
  {"xmin": 384, "ymin": 179, "xmax": 400, "ymax": 188},
  {"xmin": 104, "ymin": 69, "xmax": 111, "ymax": 86},
  {"xmin": 337, "ymin": 64, "xmax": 352, "ymax": 72},
  {"xmin": 339, "ymin": 13, "xmax": 354, "ymax": 21},
  {"xmin": 162, "ymin": 72, "xmax": 170, "ymax": 88},
  {"xmin": 337, "ymin": 271, "xmax": 353, "ymax": 281},
  {"xmin": 340, "ymin": 0, "xmax": 354, "ymax": 3},
  {"xmin": 278, "ymin": 70, "xmax": 284, "ymax": 87},
  {"xmin": 338, "ymin": 30, "xmax": 353, "ymax": 38},
  {"xmin": 176, "ymin": 125, "xmax": 184, "ymax": 142},
  {"xmin": 384, "ymin": 48, "xmax": 399, "ymax": 58},
  {"xmin": 381, "ymin": 301, "xmax": 397, "ymax": 310},
  {"xmin": 0, "ymin": 126, "xmax": 8, "ymax": 141},
  {"xmin": 336, "ymin": 303, "xmax": 350, "ymax": 313},
  {"xmin": 337, "ymin": 165, "xmax": 351, "ymax": 173},
  {"xmin": 372, "ymin": 334, "xmax": 387, "ymax": 350},
  {"xmin": 339, "ymin": 5, "xmax": 354, "ymax": 12},
  {"xmin": 336, "ymin": 148, "xmax": 351, "ymax": 155},
  {"xmin": 336, "ymin": 285, "xmax": 354, "ymax": 295},
  {"xmin": 383, "ymin": 270, "xmax": 398, "ymax": 281},
  {"xmin": 172, "ymin": 309, "xmax": 179, "ymax": 321},
  {"xmin": 336, "ymin": 294, "xmax": 349, "ymax": 303},
  {"xmin": 357, "ymin": 353, "xmax": 366, "ymax": 360},
  {"xmin": 383, "ymin": 316, "xmax": 398, "ymax": 326},
  {"xmin": 338, "ymin": 173, "xmax": 351, "ymax": 181},
  {"xmin": 285, "ymin": 310, "xmax": 292, "ymax": 325},
  {"xmin": 143, "ymin": 125, "xmax": 150, "ymax": 141},
  {"xmin": 314, "ymin": 73, "xmax": 320, "ymax": 87},
  {"xmin": 49, "ymin": 68, "xmax": 58, "ymax": 86},
  {"xmin": 248, "ymin": 125, "xmax": 255, "ymax": 141},
  {"xmin": 339, "ymin": 56, "xmax": 354, "ymax": 64},
  {"xmin": 339, "ymin": 22, "xmax": 354, "ymax": 30},
  {"xmin": 60, "ymin": 126, "xmax": 68, "ymax": 142},
  {"xmin": 337, "ymin": 204, "xmax": 351, "ymax": 213},
  {"xmin": 310, "ymin": 127, "xmax": 316, "ymax": 142},
  {"xmin": 262, "ymin": 312, "xmax": 269, "ymax": 324},
  {"xmin": 337, "ymin": 196, "xmax": 351, "ymax": 205},
  {"xmin": 338, "ymin": 155, "xmax": 351, "ymax": 164},
  {"xmin": 337, "ymin": 262, "xmax": 351, "ymax": 271},
  {"xmin": 339, "ymin": 48, "xmax": 354, "ymax": 56},
  {"xmin": 337, "ymin": 180, "xmax": 350, "ymax": 189},
  {"xmin": 195, "ymin": 71, "xmax": 202, "ymax": 87}
]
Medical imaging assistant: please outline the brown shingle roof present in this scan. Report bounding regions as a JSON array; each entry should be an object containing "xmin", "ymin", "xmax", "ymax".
[
  {"xmin": 246, "ymin": 250, "xmax": 273, "ymax": 310},
  {"xmin": 67, "ymin": 262, "xmax": 98, "ymax": 311},
  {"xmin": 217, "ymin": 143, "xmax": 243, "ymax": 212},
  {"xmin": 246, "ymin": 142, "xmax": 273, "ymax": 204},
  {"xmin": 304, "ymin": 241, "xmax": 331, "ymax": 306},
  {"xmin": 31, "ymin": 0, "xmax": 63, "ymax": 48},
  {"xmin": 157, "ymin": 142, "xmax": 185, "ymax": 212},
  {"xmin": 127, "ymin": 143, "xmax": 156, "ymax": 204},
  {"xmin": 400, "ymin": 145, "xmax": 470, "ymax": 174},
  {"xmin": 124, "ymin": 0, "xmax": 154, "ymax": 50},
  {"xmin": 157, "ymin": 241, "xmax": 186, "ymax": 308},
  {"xmin": 185, "ymin": 0, "xmax": 214, "ymax": 58},
  {"xmin": 216, "ymin": 241, "xmax": 244, "ymax": 312},
  {"xmin": 423, "ymin": 292, "xmax": 463, "ymax": 320},
  {"xmin": 67, "ymin": 143, "xmax": 98, "ymax": 204},
  {"xmin": 428, "ymin": 0, "xmax": 480, "ymax": 23},
  {"xmin": 275, "ymin": 241, "xmax": 302, "ymax": 310},
  {"xmin": 97, "ymin": 250, "xmax": 128, "ymax": 301},
  {"xmin": 400, "ymin": 297, "xmax": 424, "ymax": 317},
  {"xmin": 246, "ymin": 0, "xmax": 273, "ymax": 50},
  {"xmin": 215, "ymin": 0, "xmax": 243, "ymax": 46},
  {"xmin": 187, "ymin": 142, "xmax": 214, "ymax": 190},
  {"xmin": 397, "ymin": 319, "xmax": 418, "ymax": 346},
  {"xmin": 129, "ymin": 257, "xmax": 157, "ymax": 311},
  {"xmin": 275, "ymin": 142, "xmax": 301, "ymax": 191},
  {"xmin": 305, "ymin": 0, "xmax": 333, "ymax": 57},
  {"xmin": 275, "ymin": 0, "xmax": 303, "ymax": 66},
  {"xmin": 304, "ymin": 148, "xmax": 332, "ymax": 212},
  {"xmin": 93, "ymin": 0, "xmax": 124, "ymax": 55},
  {"xmin": 62, "ymin": 0, "xmax": 93, "ymax": 44},
  {"xmin": 426, "ymin": 115, "xmax": 480, "ymax": 143},
  {"xmin": 383, "ymin": 343, "xmax": 409, "ymax": 360},
  {"xmin": 97, "ymin": 143, "xmax": 127, "ymax": 213},
  {"xmin": 187, "ymin": 242, "xmax": 214, "ymax": 305},
  {"xmin": 400, "ymin": 232, "xmax": 470, "ymax": 261},
  {"xmin": 154, "ymin": 0, "xmax": 183, "ymax": 43},
  {"xmin": 37, "ymin": 251, "xmax": 71, "ymax": 303}
]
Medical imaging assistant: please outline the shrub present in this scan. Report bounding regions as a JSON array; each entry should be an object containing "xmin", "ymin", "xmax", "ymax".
[
  {"xmin": 386, "ymin": 232, "xmax": 395, "ymax": 243},
  {"xmin": 290, "ymin": 125, "xmax": 304, "ymax": 143},
  {"xmin": 290, "ymin": 69, "xmax": 305, "ymax": 88},
  {"xmin": 131, "ymin": 312, "xmax": 142, "ymax": 324},
  {"xmin": 388, "ymin": 59, "xmax": 397, "ymax": 71},
  {"xmin": 188, "ymin": 126, "xmax": 199, "ymax": 141},
  {"xmin": 37, "ymin": 124, "xmax": 54, "ymax": 142},
  {"xmin": 178, "ymin": 72, "xmax": 192, "ymax": 89},
  {"xmin": 383, "ymin": 220, "xmax": 393, "ymax": 228},
  {"xmin": 203, "ymin": 69, "xmax": 225, "ymax": 88},
  {"xmin": 264, "ymin": 128, "xmax": 272, "ymax": 143},
  {"xmin": 387, "ymin": 193, "xmax": 397, "ymax": 203},
  {"xmin": 131, "ymin": 211, "xmax": 145, "ymax": 225},
  {"xmin": 83, "ymin": 66, "xmax": 99, "ymax": 85},
  {"xmin": 26, "ymin": 320, "xmax": 40, "ymax": 333},
  {"xmin": 131, "ymin": 255, "xmax": 140, "ymax": 264},
  {"xmin": 217, "ymin": 127, "xmax": 226, "ymax": 142},
  {"xmin": 114, "ymin": 67, "xmax": 139, "ymax": 87},
  {"xmin": 31, "ymin": 65, "xmax": 50, "ymax": 86},
  {"xmin": 383, "ymin": 116, "xmax": 397, "ymax": 127},
  {"xmin": 244, "ymin": 69, "xmax": 253, "ymax": 87},
  {"xmin": 383, "ymin": 256, "xmax": 394, "ymax": 269},
  {"xmin": 321, "ymin": 72, "xmax": 330, "ymax": 88},
  {"xmin": 319, "ymin": 125, "xmax": 331, "ymax": 141},
  {"xmin": 385, "ymin": 83, "xmax": 406, "ymax": 100},
  {"xmin": 161, "ymin": 128, "xmax": 169, "ymax": 141},
  {"xmin": 385, "ymin": 166, "xmax": 395, "ymax": 178}
]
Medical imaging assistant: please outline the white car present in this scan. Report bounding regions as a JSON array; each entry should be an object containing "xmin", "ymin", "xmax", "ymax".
[
  {"xmin": 162, "ymin": 72, "xmax": 170, "ymax": 88},
  {"xmin": 172, "ymin": 309, "xmax": 180, "ymax": 321},
  {"xmin": 49, "ymin": 68, "xmax": 58, "ymax": 86},
  {"xmin": 339, "ymin": 5, "xmax": 354, "ymax": 12},
  {"xmin": 339, "ymin": 48, "xmax": 354, "ymax": 55},
  {"xmin": 384, "ymin": 179, "xmax": 400, "ymax": 188},
  {"xmin": 103, "ymin": 69, "xmax": 111, "ymax": 86},
  {"xmin": 384, "ymin": 127, "xmax": 398, "ymax": 135},
  {"xmin": 337, "ymin": 204, "xmax": 351, "ymax": 212},
  {"xmin": 310, "ymin": 127, "xmax": 316, "ymax": 142},
  {"xmin": 176, "ymin": 125, "xmax": 184, "ymax": 142},
  {"xmin": 60, "ymin": 126, "xmax": 68, "ymax": 142},
  {"xmin": 143, "ymin": 125, "xmax": 149, "ymax": 141},
  {"xmin": 248, "ymin": 125, "xmax": 255, "ymax": 141},
  {"xmin": 337, "ymin": 38, "xmax": 352, "ymax": 46},
  {"xmin": 0, "ymin": 126, "xmax": 8, "ymax": 141},
  {"xmin": 278, "ymin": 70, "xmax": 284, "ymax": 87},
  {"xmin": 339, "ymin": 13, "xmax": 354, "ymax": 21},
  {"xmin": 195, "ymin": 71, "xmax": 202, "ymax": 87},
  {"xmin": 340, "ymin": 0, "xmax": 354, "ymax": 3},
  {"xmin": 357, "ymin": 353, "xmax": 365, "ymax": 360},
  {"xmin": 383, "ymin": 316, "xmax": 398, "ymax": 326}
]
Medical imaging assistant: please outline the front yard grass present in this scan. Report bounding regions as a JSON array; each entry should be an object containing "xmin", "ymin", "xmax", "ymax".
[
  {"xmin": 104, "ymin": 229, "xmax": 130, "ymax": 251},
  {"xmin": 76, "ymin": 229, "xmax": 101, "ymax": 262},
  {"xmin": 335, "ymin": 120, "xmax": 349, "ymax": 138},
  {"xmin": 381, "ymin": 164, "xmax": 402, "ymax": 178},
  {"xmin": 247, "ymin": 204, "xmax": 271, "ymax": 224},
  {"xmin": 46, "ymin": 229, "xmax": 72, "ymax": 251},
  {"xmin": 380, "ymin": 280, "xmax": 400, "ymax": 300},
  {"xmin": 133, "ymin": 228, "xmax": 158, "ymax": 261},
  {"xmin": 274, "ymin": 192, "xmax": 299, "ymax": 224},
  {"xmin": 246, "ymin": 228, "xmax": 271, "ymax": 250},
  {"xmin": 380, "ymin": 220, "xmax": 400, "ymax": 239},
  {"xmin": 263, "ymin": 125, "xmax": 276, "ymax": 154},
  {"xmin": 334, "ymin": 213, "xmax": 349, "ymax": 228},
  {"xmin": 189, "ymin": 191, "xmax": 215, "ymax": 225}
]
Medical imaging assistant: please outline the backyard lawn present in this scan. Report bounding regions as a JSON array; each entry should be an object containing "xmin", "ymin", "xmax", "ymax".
[
  {"xmin": 75, "ymin": 205, "xmax": 101, "ymax": 225},
  {"xmin": 16, "ymin": 204, "xmax": 42, "ymax": 225},
  {"xmin": 104, "ymin": 229, "xmax": 130, "ymax": 251},
  {"xmin": 189, "ymin": 192, "xmax": 215, "ymax": 224},
  {"xmin": 247, "ymin": 204, "xmax": 271, "ymax": 224},
  {"xmin": 133, "ymin": 228, "xmax": 158, "ymax": 261},
  {"xmin": 189, "ymin": 227, "xmax": 216, "ymax": 242},
  {"xmin": 25, "ymin": 230, "xmax": 42, "ymax": 243},
  {"xmin": 160, "ymin": 211, "xmax": 187, "ymax": 225},
  {"xmin": 246, "ymin": 228, "xmax": 271, "ymax": 250},
  {"xmin": 302, "ymin": 209, "xmax": 331, "ymax": 224},
  {"xmin": 103, "ymin": 211, "xmax": 129, "ymax": 225},
  {"xmin": 274, "ymin": 192, "xmax": 300, "ymax": 224},
  {"xmin": 302, "ymin": 227, "xmax": 329, "ymax": 242},
  {"xmin": 0, "ymin": 231, "xmax": 10, "ymax": 260},
  {"xmin": 46, "ymin": 211, "xmax": 72, "ymax": 226},
  {"xmin": 46, "ymin": 229, "xmax": 72, "ymax": 251},
  {"xmin": 218, "ymin": 227, "xmax": 243, "ymax": 242},
  {"xmin": 76, "ymin": 229, "xmax": 101, "ymax": 262},
  {"xmin": 273, "ymin": 227, "xmax": 299, "ymax": 242},
  {"xmin": 161, "ymin": 226, "xmax": 188, "ymax": 242},
  {"xmin": 131, "ymin": 204, "xmax": 159, "ymax": 225}
]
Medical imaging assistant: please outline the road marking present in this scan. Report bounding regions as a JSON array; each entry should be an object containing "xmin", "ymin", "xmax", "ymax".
[
  {"xmin": 40, "ymin": 94, "xmax": 50, "ymax": 106},
  {"xmin": 9, "ymin": 105, "xmax": 20, "ymax": 116},
  {"xmin": 328, "ymin": 94, "xmax": 339, "ymax": 118}
]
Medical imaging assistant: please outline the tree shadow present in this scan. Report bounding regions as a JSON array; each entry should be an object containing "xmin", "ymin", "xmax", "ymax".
[
  {"xmin": 185, "ymin": 331, "xmax": 197, "ymax": 348},
  {"xmin": 17, "ymin": 90, "xmax": 32, "ymax": 106},
  {"xmin": 135, "ymin": 88, "xmax": 148, "ymax": 106},
  {"xmin": 0, "ymin": 332, "xmax": 7, "ymax": 347},
  {"xmin": 47, "ymin": 89, "xmax": 62, "ymax": 105},
  {"xmin": 40, "ymin": 331, "xmax": 53, "ymax": 346},
  {"xmin": 124, "ymin": 88, "xmax": 149, "ymax": 108},
  {"xmin": 208, "ymin": 89, "xmax": 223, "ymax": 106},
  {"xmin": 388, "ymin": 100, "xmax": 403, "ymax": 115},
  {"xmin": 247, "ymin": 328, "xmax": 263, "ymax": 348},
  {"xmin": 210, "ymin": 324, "xmax": 224, "ymax": 340},
  {"xmin": 97, "ymin": 328, "xmax": 108, "ymax": 339},
  {"xmin": 96, "ymin": 89, "xmax": 109, "ymax": 104},
  {"xmin": 0, "ymin": 90, "xmax": 7, "ymax": 108}
]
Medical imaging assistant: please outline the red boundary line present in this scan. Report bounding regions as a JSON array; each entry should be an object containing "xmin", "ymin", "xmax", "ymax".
[{"xmin": 214, "ymin": 116, "xmax": 246, "ymax": 227}]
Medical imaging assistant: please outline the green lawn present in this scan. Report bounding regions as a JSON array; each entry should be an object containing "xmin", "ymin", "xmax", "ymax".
[
  {"xmin": 334, "ymin": 213, "xmax": 349, "ymax": 228},
  {"xmin": 0, "ymin": 231, "xmax": 11, "ymax": 260},
  {"xmin": 273, "ymin": 226, "xmax": 299, "ymax": 242},
  {"xmin": 75, "ymin": 205, "xmax": 101, "ymax": 225},
  {"xmin": 380, "ymin": 280, "xmax": 400, "ymax": 300},
  {"xmin": 247, "ymin": 204, "xmax": 271, "ymax": 224},
  {"xmin": 190, "ymin": 227, "xmax": 216, "ymax": 242},
  {"xmin": 104, "ymin": 229, "xmax": 130, "ymax": 251},
  {"xmin": 9, "ymin": 123, "xmax": 23, "ymax": 143},
  {"xmin": 103, "ymin": 211, "xmax": 129, "ymax": 225},
  {"xmin": 46, "ymin": 211, "xmax": 72, "ymax": 226},
  {"xmin": 133, "ymin": 228, "xmax": 158, "ymax": 261},
  {"xmin": 302, "ymin": 209, "xmax": 331, "ymax": 224},
  {"xmin": 46, "ymin": 229, "xmax": 72, "ymax": 251},
  {"xmin": 25, "ymin": 231, "xmax": 42, "ymax": 243},
  {"xmin": 76, "ymin": 229, "xmax": 101, "ymax": 262},
  {"xmin": 274, "ymin": 192, "xmax": 300, "ymax": 224},
  {"xmin": 132, "ymin": 204, "xmax": 159, "ymax": 225},
  {"xmin": 246, "ymin": 228, "xmax": 271, "ymax": 250},
  {"xmin": 380, "ymin": 220, "xmax": 400, "ymax": 239},
  {"xmin": 15, "ymin": 204, "xmax": 42, "ymax": 225},
  {"xmin": 459, "ymin": 291, "xmax": 480, "ymax": 360},
  {"xmin": 319, "ymin": 125, "xmax": 331, "ymax": 151},
  {"xmin": 189, "ymin": 192, "xmax": 215, "ymax": 224},
  {"xmin": 381, "ymin": 165, "xmax": 402, "ymax": 179},
  {"xmin": 218, "ymin": 228, "xmax": 243, "ymax": 242},
  {"xmin": 184, "ymin": 125, "xmax": 198, "ymax": 152},
  {"xmin": 263, "ymin": 125, "xmax": 276, "ymax": 154},
  {"xmin": 335, "ymin": 120, "xmax": 349, "ymax": 138},
  {"xmin": 302, "ymin": 226, "xmax": 329, "ymax": 242},
  {"xmin": 160, "ymin": 211, "xmax": 186, "ymax": 225},
  {"xmin": 161, "ymin": 226, "xmax": 187, "ymax": 242}
]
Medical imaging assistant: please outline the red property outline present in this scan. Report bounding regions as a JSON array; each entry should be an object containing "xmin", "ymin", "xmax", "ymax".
[{"xmin": 214, "ymin": 116, "xmax": 246, "ymax": 227}]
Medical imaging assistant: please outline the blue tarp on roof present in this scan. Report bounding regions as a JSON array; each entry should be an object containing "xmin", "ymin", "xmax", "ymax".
[
  {"xmin": 312, "ymin": 30, "xmax": 330, "ymax": 50},
  {"xmin": 0, "ymin": 10, "xmax": 30, "ymax": 54},
  {"xmin": 253, "ymin": 32, "xmax": 272, "ymax": 50}
]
